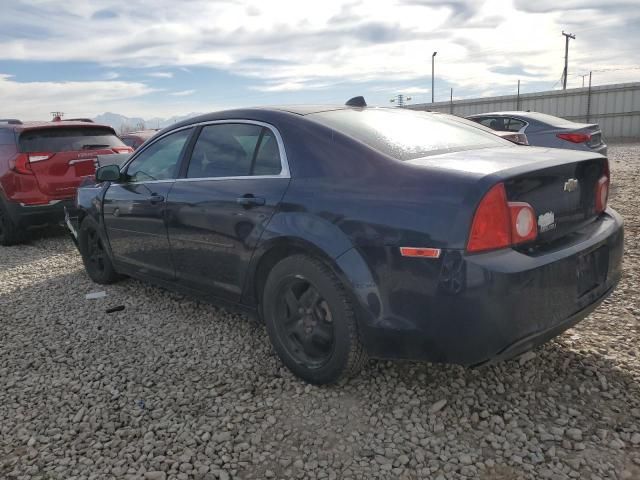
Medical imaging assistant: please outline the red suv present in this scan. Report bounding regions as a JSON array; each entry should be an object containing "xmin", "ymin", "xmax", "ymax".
[{"xmin": 0, "ymin": 118, "xmax": 132, "ymax": 245}]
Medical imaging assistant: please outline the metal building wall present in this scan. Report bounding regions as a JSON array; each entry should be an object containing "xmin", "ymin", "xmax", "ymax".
[{"xmin": 406, "ymin": 82, "xmax": 640, "ymax": 139}]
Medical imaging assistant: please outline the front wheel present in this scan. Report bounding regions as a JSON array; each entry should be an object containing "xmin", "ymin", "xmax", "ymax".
[
  {"xmin": 262, "ymin": 254, "xmax": 367, "ymax": 384},
  {"xmin": 78, "ymin": 217, "xmax": 122, "ymax": 284}
]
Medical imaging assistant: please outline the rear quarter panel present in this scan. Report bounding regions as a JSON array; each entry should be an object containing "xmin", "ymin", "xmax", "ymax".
[{"xmin": 242, "ymin": 116, "xmax": 487, "ymax": 338}]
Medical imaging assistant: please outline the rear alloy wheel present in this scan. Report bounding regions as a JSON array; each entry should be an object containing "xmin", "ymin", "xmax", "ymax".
[
  {"xmin": 0, "ymin": 202, "xmax": 25, "ymax": 246},
  {"xmin": 79, "ymin": 217, "xmax": 121, "ymax": 284},
  {"xmin": 263, "ymin": 254, "xmax": 367, "ymax": 384}
]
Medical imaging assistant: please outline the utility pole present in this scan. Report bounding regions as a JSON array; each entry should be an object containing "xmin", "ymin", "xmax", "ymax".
[
  {"xmin": 516, "ymin": 80, "xmax": 520, "ymax": 110},
  {"xmin": 431, "ymin": 51, "xmax": 437, "ymax": 103},
  {"xmin": 579, "ymin": 74, "xmax": 589, "ymax": 87},
  {"xmin": 562, "ymin": 31, "xmax": 575, "ymax": 90},
  {"xmin": 450, "ymin": 88, "xmax": 453, "ymax": 114},
  {"xmin": 586, "ymin": 71, "xmax": 592, "ymax": 122},
  {"xmin": 390, "ymin": 94, "xmax": 411, "ymax": 107}
]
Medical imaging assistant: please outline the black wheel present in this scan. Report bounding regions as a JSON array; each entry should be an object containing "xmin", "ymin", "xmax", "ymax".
[
  {"xmin": 263, "ymin": 254, "xmax": 367, "ymax": 384},
  {"xmin": 78, "ymin": 217, "xmax": 121, "ymax": 284},
  {"xmin": 0, "ymin": 201, "xmax": 25, "ymax": 246}
]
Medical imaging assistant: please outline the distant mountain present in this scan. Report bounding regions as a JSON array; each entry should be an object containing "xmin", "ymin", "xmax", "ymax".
[{"xmin": 93, "ymin": 112, "xmax": 202, "ymax": 133}]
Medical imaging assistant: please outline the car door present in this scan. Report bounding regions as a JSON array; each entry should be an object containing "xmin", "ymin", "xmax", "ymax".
[
  {"xmin": 103, "ymin": 127, "xmax": 193, "ymax": 280},
  {"xmin": 166, "ymin": 121, "xmax": 290, "ymax": 302}
]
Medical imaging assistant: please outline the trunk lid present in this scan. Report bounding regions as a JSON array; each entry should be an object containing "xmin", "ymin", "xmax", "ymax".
[
  {"xmin": 504, "ymin": 156, "xmax": 606, "ymax": 243},
  {"xmin": 18, "ymin": 126, "xmax": 129, "ymax": 198},
  {"xmin": 408, "ymin": 145, "xmax": 609, "ymax": 245}
]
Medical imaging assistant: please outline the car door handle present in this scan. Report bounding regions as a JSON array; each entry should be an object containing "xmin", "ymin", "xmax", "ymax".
[
  {"xmin": 236, "ymin": 195, "xmax": 265, "ymax": 207},
  {"xmin": 149, "ymin": 194, "xmax": 164, "ymax": 204}
]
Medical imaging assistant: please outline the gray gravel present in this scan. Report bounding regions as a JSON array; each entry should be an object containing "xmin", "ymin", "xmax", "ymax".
[{"xmin": 1, "ymin": 144, "xmax": 640, "ymax": 480}]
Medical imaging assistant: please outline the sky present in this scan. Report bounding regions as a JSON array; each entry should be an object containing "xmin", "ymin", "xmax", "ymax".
[{"xmin": 0, "ymin": 0, "xmax": 639, "ymax": 121}]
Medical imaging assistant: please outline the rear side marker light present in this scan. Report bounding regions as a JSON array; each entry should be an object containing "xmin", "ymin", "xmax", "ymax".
[
  {"xmin": 400, "ymin": 247, "xmax": 441, "ymax": 258},
  {"xmin": 467, "ymin": 183, "xmax": 538, "ymax": 253},
  {"xmin": 557, "ymin": 132, "xmax": 591, "ymax": 144},
  {"xmin": 595, "ymin": 175, "xmax": 609, "ymax": 213}
]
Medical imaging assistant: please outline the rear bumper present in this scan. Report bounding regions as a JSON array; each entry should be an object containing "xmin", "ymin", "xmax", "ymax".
[
  {"xmin": 3, "ymin": 198, "xmax": 74, "ymax": 229},
  {"xmin": 351, "ymin": 208, "xmax": 624, "ymax": 365}
]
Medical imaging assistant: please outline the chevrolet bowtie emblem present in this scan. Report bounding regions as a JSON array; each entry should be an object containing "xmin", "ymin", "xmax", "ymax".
[{"xmin": 564, "ymin": 178, "xmax": 579, "ymax": 192}]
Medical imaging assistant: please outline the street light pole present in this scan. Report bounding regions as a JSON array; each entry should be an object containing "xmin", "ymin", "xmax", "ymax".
[{"xmin": 431, "ymin": 51, "xmax": 437, "ymax": 103}]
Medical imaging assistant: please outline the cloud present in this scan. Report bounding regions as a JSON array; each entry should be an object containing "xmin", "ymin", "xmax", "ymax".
[
  {"xmin": 0, "ymin": 0, "xmax": 638, "ymax": 115},
  {"xmin": 0, "ymin": 74, "xmax": 156, "ymax": 120},
  {"xmin": 512, "ymin": 0, "xmax": 639, "ymax": 14},
  {"xmin": 401, "ymin": 87, "xmax": 431, "ymax": 94},
  {"xmin": 147, "ymin": 72, "xmax": 174, "ymax": 78},
  {"xmin": 92, "ymin": 9, "xmax": 118, "ymax": 20},
  {"xmin": 170, "ymin": 89, "xmax": 195, "ymax": 96}
]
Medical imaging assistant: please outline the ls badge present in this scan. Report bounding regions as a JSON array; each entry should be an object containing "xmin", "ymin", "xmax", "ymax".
[
  {"xmin": 538, "ymin": 211, "xmax": 556, "ymax": 232},
  {"xmin": 564, "ymin": 178, "xmax": 579, "ymax": 192}
]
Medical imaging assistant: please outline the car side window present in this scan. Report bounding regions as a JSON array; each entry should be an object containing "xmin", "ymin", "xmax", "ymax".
[
  {"xmin": 477, "ymin": 117, "xmax": 500, "ymax": 129},
  {"xmin": 125, "ymin": 128, "xmax": 191, "ymax": 182},
  {"xmin": 186, "ymin": 124, "xmax": 281, "ymax": 178},
  {"xmin": 505, "ymin": 118, "xmax": 526, "ymax": 132},
  {"xmin": 253, "ymin": 130, "xmax": 282, "ymax": 176}
]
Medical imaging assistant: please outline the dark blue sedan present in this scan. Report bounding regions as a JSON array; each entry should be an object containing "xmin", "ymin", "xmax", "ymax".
[{"xmin": 66, "ymin": 104, "xmax": 623, "ymax": 384}]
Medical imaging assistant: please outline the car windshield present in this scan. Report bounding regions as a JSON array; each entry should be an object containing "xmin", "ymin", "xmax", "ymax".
[
  {"xmin": 19, "ymin": 127, "xmax": 125, "ymax": 153},
  {"xmin": 310, "ymin": 108, "xmax": 507, "ymax": 161}
]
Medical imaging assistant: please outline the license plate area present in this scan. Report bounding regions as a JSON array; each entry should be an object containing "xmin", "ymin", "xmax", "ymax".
[{"xmin": 577, "ymin": 246, "xmax": 608, "ymax": 297}]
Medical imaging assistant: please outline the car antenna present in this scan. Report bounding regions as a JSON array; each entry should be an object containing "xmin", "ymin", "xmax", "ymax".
[{"xmin": 345, "ymin": 96, "xmax": 367, "ymax": 107}]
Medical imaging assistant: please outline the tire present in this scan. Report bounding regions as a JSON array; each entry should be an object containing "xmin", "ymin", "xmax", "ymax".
[
  {"xmin": 0, "ymin": 201, "xmax": 25, "ymax": 246},
  {"xmin": 78, "ymin": 217, "xmax": 122, "ymax": 284},
  {"xmin": 262, "ymin": 254, "xmax": 367, "ymax": 384}
]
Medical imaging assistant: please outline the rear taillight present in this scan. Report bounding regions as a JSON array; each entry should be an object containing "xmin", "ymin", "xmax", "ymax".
[
  {"xmin": 467, "ymin": 183, "xmax": 538, "ymax": 253},
  {"xmin": 10, "ymin": 154, "xmax": 32, "ymax": 174},
  {"xmin": 112, "ymin": 146, "xmax": 133, "ymax": 154},
  {"xmin": 557, "ymin": 132, "xmax": 591, "ymax": 144},
  {"xmin": 9, "ymin": 152, "xmax": 53, "ymax": 174},
  {"xmin": 595, "ymin": 160, "xmax": 610, "ymax": 213}
]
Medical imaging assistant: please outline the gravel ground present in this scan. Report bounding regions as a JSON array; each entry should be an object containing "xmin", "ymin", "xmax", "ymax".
[{"xmin": 1, "ymin": 144, "xmax": 639, "ymax": 480}]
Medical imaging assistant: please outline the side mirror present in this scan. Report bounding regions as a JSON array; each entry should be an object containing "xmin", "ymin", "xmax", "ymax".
[{"xmin": 95, "ymin": 164, "xmax": 121, "ymax": 183}]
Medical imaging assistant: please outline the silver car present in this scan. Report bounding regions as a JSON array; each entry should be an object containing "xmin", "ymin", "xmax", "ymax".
[{"xmin": 467, "ymin": 111, "xmax": 607, "ymax": 155}]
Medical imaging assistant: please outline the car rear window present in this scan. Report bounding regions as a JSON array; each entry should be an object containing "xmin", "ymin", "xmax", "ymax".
[
  {"xmin": 309, "ymin": 109, "xmax": 507, "ymax": 161},
  {"xmin": 518, "ymin": 112, "xmax": 575, "ymax": 127},
  {"xmin": 19, "ymin": 127, "xmax": 125, "ymax": 153}
]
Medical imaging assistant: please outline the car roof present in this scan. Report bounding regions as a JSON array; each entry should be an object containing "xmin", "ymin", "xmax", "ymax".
[
  {"xmin": 177, "ymin": 105, "xmax": 433, "ymax": 123},
  {"xmin": 0, "ymin": 120, "xmax": 115, "ymax": 132},
  {"xmin": 468, "ymin": 111, "xmax": 529, "ymax": 118},
  {"xmin": 166, "ymin": 105, "xmax": 441, "ymax": 134},
  {"xmin": 260, "ymin": 105, "xmax": 354, "ymax": 115},
  {"xmin": 121, "ymin": 129, "xmax": 158, "ymax": 137}
]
